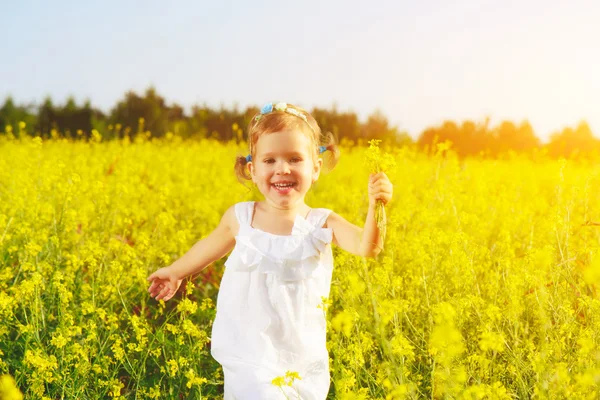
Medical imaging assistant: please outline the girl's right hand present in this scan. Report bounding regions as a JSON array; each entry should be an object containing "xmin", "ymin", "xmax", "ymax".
[{"xmin": 147, "ymin": 267, "xmax": 182, "ymax": 301}]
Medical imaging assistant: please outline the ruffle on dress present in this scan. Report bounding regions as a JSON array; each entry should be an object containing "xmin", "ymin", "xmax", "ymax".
[{"xmin": 224, "ymin": 212, "xmax": 333, "ymax": 282}]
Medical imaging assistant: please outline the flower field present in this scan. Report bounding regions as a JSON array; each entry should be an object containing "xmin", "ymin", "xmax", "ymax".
[{"xmin": 1, "ymin": 133, "xmax": 599, "ymax": 399}]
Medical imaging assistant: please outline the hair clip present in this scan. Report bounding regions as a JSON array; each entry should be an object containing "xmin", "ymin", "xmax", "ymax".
[
  {"xmin": 246, "ymin": 154, "xmax": 252, "ymax": 162},
  {"xmin": 261, "ymin": 103, "xmax": 273, "ymax": 114},
  {"xmin": 253, "ymin": 101, "xmax": 315, "ymax": 133},
  {"xmin": 274, "ymin": 102, "xmax": 287, "ymax": 111}
]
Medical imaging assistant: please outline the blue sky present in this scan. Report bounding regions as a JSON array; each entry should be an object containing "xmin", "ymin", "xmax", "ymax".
[{"xmin": 1, "ymin": 0, "xmax": 598, "ymax": 142}]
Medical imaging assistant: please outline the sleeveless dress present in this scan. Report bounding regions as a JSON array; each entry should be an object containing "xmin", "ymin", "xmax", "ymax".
[{"xmin": 210, "ymin": 201, "xmax": 334, "ymax": 400}]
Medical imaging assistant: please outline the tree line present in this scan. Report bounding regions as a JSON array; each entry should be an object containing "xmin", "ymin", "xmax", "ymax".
[{"xmin": 1, "ymin": 87, "xmax": 598, "ymax": 159}]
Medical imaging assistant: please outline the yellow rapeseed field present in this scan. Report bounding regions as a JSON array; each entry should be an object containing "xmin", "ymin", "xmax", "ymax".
[{"xmin": 1, "ymin": 130, "xmax": 599, "ymax": 399}]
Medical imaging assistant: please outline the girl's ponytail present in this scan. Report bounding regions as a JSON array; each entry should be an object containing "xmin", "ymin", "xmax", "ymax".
[
  {"xmin": 321, "ymin": 131, "xmax": 340, "ymax": 171},
  {"xmin": 234, "ymin": 155, "xmax": 251, "ymax": 185}
]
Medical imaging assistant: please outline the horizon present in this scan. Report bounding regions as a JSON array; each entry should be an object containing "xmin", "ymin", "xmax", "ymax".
[
  {"xmin": 2, "ymin": 0, "xmax": 599, "ymax": 144},
  {"xmin": 2, "ymin": 87, "xmax": 595, "ymax": 146}
]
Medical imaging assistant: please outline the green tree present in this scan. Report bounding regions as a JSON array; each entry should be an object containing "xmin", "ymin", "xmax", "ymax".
[
  {"xmin": 110, "ymin": 87, "xmax": 171, "ymax": 137},
  {"xmin": 361, "ymin": 110, "xmax": 409, "ymax": 146},
  {"xmin": 0, "ymin": 96, "xmax": 37, "ymax": 134},
  {"xmin": 546, "ymin": 121, "xmax": 600, "ymax": 159},
  {"xmin": 493, "ymin": 120, "xmax": 540, "ymax": 155},
  {"xmin": 37, "ymin": 96, "xmax": 57, "ymax": 137},
  {"xmin": 311, "ymin": 105, "xmax": 360, "ymax": 143}
]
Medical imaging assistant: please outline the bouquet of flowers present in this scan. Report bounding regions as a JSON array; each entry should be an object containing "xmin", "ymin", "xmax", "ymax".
[{"xmin": 364, "ymin": 139, "xmax": 396, "ymax": 243}]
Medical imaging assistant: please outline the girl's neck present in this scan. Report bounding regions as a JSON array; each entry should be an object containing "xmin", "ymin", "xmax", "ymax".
[{"xmin": 258, "ymin": 200, "xmax": 310, "ymax": 219}]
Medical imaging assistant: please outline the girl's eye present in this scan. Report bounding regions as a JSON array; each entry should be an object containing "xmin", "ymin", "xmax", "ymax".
[{"xmin": 263, "ymin": 158, "xmax": 301, "ymax": 163}]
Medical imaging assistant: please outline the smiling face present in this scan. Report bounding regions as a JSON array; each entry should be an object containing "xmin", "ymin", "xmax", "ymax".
[{"xmin": 248, "ymin": 130, "xmax": 322, "ymax": 210}]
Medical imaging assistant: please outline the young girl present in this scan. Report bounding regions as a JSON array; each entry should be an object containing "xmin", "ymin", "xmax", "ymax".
[{"xmin": 147, "ymin": 102, "xmax": 393, "ymax": 399}]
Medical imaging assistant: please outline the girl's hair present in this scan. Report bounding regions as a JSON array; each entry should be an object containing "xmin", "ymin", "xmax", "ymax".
[{"xmin": 234, "ymin": 103, "xmax": 339, "ymax": 184}]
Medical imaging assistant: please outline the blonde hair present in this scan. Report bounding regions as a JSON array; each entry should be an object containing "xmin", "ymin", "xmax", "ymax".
[{"xmin": 234, "ymin": 104, "xmax": 339, "ymax": 183}]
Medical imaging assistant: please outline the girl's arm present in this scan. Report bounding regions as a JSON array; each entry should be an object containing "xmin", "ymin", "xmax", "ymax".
[
  {"xmin": 147, "ymin": 205, "xmax": 237, "ymax": 301},
  {"xmin": 327, "ymin": 205, "xmax": 382, "ymax": 258},
  {"xmin": 327, "ymin": 172, "xmax": 393, "ymax": 258}
]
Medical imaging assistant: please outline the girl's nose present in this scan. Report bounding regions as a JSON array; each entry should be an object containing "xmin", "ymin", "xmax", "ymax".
[{"xmin": 276, "ymin": 161, "xmax": 291, "ymax": 174}]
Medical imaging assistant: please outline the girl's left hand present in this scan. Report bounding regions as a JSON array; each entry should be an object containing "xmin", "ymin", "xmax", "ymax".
[{"xmin": 368, "ymin": 172, "xmax": 393, "ymax": 206}]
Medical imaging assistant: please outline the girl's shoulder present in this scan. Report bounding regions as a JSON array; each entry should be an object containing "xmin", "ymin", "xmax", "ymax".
[
  {"xmin": 220, "ymin": 203, "xmax": 244, "ymax": 236},
  {"xmin": 309, "ymin": 207, "xmax": 334, "ymax": 229},
  {"xmin": 322, "ymin": 209, "xmax": 334, "ymax": 228},
  {"xmin": 222, "ymin": 201, "xmax": 257, "ymax": 234}
]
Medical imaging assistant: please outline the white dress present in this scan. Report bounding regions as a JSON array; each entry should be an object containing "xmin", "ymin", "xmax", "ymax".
[{"xmin": 210, "ymin": 201, "xmax": 334, "ymax": 400}]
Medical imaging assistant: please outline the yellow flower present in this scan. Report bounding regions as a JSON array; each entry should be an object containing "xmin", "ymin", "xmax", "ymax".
[
  {"xmin": 50, "ymin": 333, "xmax": 68, "ymax": 349},
  {"xmin": 108, "ymin": 378, "xmax": 124, "ymax": 397},
  {"xmin": 331, "ymin": 310, "xmax": 354, "ymax": 337},
  {"xmin": 364, "ymin": 139, "xmax": 395, "ymax": 241},
  {"xmin": 111, "ymin": 339, "xmax": 125, "ymax": 361},
  {"xmin": 478, "ymin": 331, "xmax": 505, "ymax": 353},
  {"xmin": 185, "ymin": 281, "xmax": 195, "ymax": 295},
  {"xmin": 317, "ymin": 296, "xmax": 331, "ymax": 312},
  {"xmin": 0, "ymin": 375, "xmax": 23, "ymax": 400},
  {"xmin": 0, "ymin": 292, "xmax": 15, "ymax": 318},
  {"xmin": 347, "ymin": 272, "xmax": 366, "ymax": 297},
  {"xmin": 184, "ymin": 369, "xmax": 208, "ymax": 389},
  {"xmin": 165, "ymin": 323, "xmax": 179, "ymax": 334},
  {"xmin": 146, "ymin": 384, "xmax": 162, "ymax": 399},
  {"xmin": 167, "ymin": 359, "xmax": 178, "ymax": 377},
  {"xmin": 390, "ymin": 334, "xmax": 415, "ymax": 362},
  {"xmin": 200, "ymin": 297, "xmax": 214, "ymax": 311},
  {"xmin": 181, "ymin": 318, "xmax": 207, "ymax": 339},
  {"xmin": 285, "ymin": 370, "xmax": 302, "ymax": 382},
  {"xmin": 91, "ymin": 129, "xmax": 102, "ymax": 142},
  {"xmin": 271, "ymin": 371, "xmax": 301, "ymax": 388},
  {"xmin": 271, "ymin": 376, "xmax": 285, "ymax": 387},
  {"xmin": 177, "ymin": 298, "xmax": 198, "ymax": 315}
]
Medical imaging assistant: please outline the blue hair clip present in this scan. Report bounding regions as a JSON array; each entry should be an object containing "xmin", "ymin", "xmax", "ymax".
[
  {"xmin": 253, "ymin": 101, "xmax": 316, "ymax": 133},
  {"xmin": 246, "ymin": 154, "xmax": 252, "ymax": 162},
  {"xmin": 260, "ymin": 103, "xmax": 273, "ymax": 114}
]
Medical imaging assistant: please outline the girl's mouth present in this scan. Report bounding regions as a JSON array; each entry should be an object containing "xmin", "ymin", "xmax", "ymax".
[{"xmin": 271, "ymin": 182, "xmax": 296, "ymax": 195}]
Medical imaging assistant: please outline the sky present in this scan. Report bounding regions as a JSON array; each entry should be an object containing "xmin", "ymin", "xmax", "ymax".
[{"xmin": 1, "ymin": 0, "xmax": 599, "ymax": 143}]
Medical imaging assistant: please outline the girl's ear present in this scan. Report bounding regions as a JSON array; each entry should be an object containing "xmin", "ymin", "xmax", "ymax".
[
  {"xmin": 312, "ymin": 158, "xmax": 323, "ymax": 183},
  {"xmin": 248, "ymin": 162, "xmax": 255, "ymax": 182}
]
